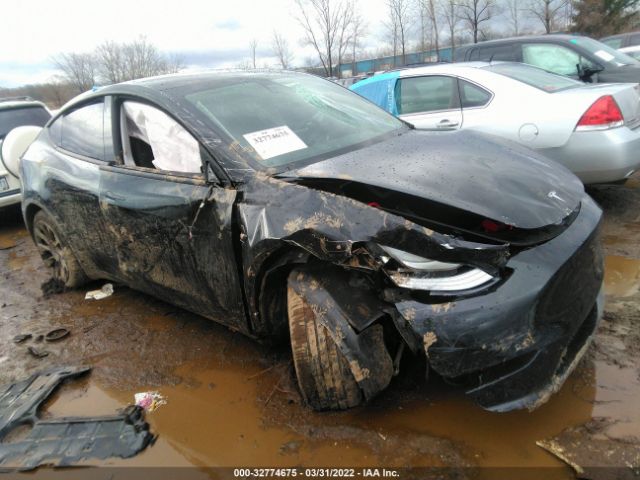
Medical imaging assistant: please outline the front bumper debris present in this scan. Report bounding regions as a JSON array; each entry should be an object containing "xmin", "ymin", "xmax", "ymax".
[{"xmin": 0, "ymin": 366, "xmax": 155, "ymax": 471}]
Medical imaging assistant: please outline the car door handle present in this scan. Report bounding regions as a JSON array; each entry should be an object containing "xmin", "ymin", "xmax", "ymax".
[{"xmin": 437, "ymin": 119, "xmax": 460, "ymax": 129}]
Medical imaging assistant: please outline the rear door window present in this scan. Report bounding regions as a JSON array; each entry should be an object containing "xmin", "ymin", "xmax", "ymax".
[
  {"xmin": 478, "ymin": 44, "xmax": 518, "ymax": 61},
  {"xmin": 396, "ymin": 76, "xmax": 460, "ymax": 114},
  {"xmin": 459, "ymin": 80, "xmax": 492, "ymax": 107},
  {"xmin": 60, "ymin": 101, "xmax": 105, "ymax": 160}
]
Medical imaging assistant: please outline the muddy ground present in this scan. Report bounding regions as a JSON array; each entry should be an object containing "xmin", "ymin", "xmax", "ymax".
[{"xmin": 1, "ymin": 178, "xmax": 639, "ymax": 479}]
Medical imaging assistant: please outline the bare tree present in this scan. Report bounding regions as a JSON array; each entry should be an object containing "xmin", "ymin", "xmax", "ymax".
[
  {"xmin": 505, "ymin": 0, "xmax": 522, "ymax": 35},
  {"xmin": 52, "ymin": 52, "xmax": 96, "ymax": 93},
  {"xmin": 45, "ymin": 76, "xmax": 75, "ymax": 107},
  {"xmin": 165, "ymin": 53, "xmax": 185, "ymax": 74},
  {"xmin": 527, "ymin": 0, "xmax": 567, "ymax": 33},
  {"xmin": 417, "ymin": 1, "xmax": 430, "ymax": 51},
  {"xmin": 249, "ymin": 38, "xmax": 258, "ymax": 69},
  {"xmin": 95, "ymin": 41, "xmax": 127, "ymax": 84},
  {"xmin": 272, "ymin": 32, "xmax": 294, "ymax": 69},
  {"xmin": 55, "ymin": 37, "xmax": 183, "ymax": 89},
  {"xmin": 420, "ymin": 0, "xmax": 440, "ymax": 59},
  {"xmin": 458, "ymin": 0, "xmax": 495, "ymax": 43},
  {"xmin": 382, "ymin": 8, "xmax": 400, "ymax": 63},
  {"xmin": 336, "ymin": 0, "xmax": 356, "ymax": 77},
  {"xmin": 441, "ymin": 0, "xmax": 461, "ymax": 56},
  {"xmin": 386, "ymin": 0, "xmax": 412, "ymax": 66},
  {"xmin": 350, "ymin": 7, "xmax": 366, "ymax": 74},
  {"xmin": 121, "ymin": 37, "xmax": 176, "ymax": 80},
  {"xmin": 295, "ymin": 0, "xmax": 349, "ymax": 77}
]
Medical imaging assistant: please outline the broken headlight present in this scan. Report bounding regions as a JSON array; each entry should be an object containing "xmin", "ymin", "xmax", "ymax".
[{"xmin": 379, "ymin": 245, "xmax": 494, "ymax": 292}]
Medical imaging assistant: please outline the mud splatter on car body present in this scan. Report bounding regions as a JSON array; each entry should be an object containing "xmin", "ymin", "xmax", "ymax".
[{"xmin": 19, "ymin": 71, "xmax": 604, "ymax": 411}]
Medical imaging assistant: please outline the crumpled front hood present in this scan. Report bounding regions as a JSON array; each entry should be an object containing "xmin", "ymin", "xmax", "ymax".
[{"xmin": 286, "ymin": 130, "xmax": 584, "ymax": 230}]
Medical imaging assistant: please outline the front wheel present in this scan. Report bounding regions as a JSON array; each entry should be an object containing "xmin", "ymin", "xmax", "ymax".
[
  {"xmin": 33, "ymin": 211, "xmax": 87, "ymax": 288},
  {"xmin": 287, "ymin": 285, "xmax": 364, "ymax": 410}
]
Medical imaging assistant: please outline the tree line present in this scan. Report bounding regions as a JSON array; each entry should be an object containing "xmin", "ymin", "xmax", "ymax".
[
  {"xmin": 1, "ymin": 37, "xmax": 183, "ymax": 108},
  {"xmin": 1, "ymin": 0, "xmax": 638, "ymax": 106},
  {"xmin": 292, "ymin": 0, "xmax": 639, "ymax": 77}
]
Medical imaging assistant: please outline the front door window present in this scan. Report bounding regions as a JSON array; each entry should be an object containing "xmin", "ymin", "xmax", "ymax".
[{"xmin": 121, "ymin": 101, "xmax": 202, "ymax": 173}]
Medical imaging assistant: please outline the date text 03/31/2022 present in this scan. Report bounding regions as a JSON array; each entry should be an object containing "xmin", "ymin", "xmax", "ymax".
[{"xmin": 233, "ymin": 468, "xmax": 400, "ymax": 477}]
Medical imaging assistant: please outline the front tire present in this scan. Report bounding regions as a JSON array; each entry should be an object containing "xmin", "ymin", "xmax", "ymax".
[
  {"xmin": 33, "ymin": 211, "xmax": 87, "ymax": 288},
  {"xmin": 287, "ymin": 285, "xmax": 364, "ymax": 410}
]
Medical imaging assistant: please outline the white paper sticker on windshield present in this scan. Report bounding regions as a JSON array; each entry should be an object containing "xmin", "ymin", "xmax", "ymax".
[
  {"xmin": 243, "ymin": 126, "xmax": 307, "ymax": 160},
  {"xmin": 594, "ymin": 50, "xmax": 615, "ymax": 62}
]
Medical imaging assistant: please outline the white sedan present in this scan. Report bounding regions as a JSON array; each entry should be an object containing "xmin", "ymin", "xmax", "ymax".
[{"xmin": 351, "ymin": 62, "xmax": 640, "ymax": 184}]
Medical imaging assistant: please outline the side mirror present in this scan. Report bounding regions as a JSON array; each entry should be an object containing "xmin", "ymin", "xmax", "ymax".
[
  {"xmin": 577, "ymin": 63, "xmax": 603, "ymax": 82},
  {"xmin": 199, "ymin": 146, "xmax": 220, "ymax": 184},
  {"xmin": 204, "ymin": 161, "xmax": 218, "ymax": 184}
]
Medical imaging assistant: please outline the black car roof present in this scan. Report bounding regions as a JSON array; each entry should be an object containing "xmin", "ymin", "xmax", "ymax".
[
  {"xmin": 60, "ymin": 70, "xmax": 307, "ymax": 113},
  {"xmin": 121, "ymin": 69, "xmax": 303, "ymax": 92},
  {"xmin": 459, "ymin": 34, "xmax": 583, "ymax": 49},
  {"xmin": 601, "ymin": 31, "xmax": 636, "ymax": 40}
]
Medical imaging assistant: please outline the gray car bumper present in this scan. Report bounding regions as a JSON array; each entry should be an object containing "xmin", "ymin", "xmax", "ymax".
[{"xmin": 540, "ymin": 126, "xmax": 640, "ymax": 184}]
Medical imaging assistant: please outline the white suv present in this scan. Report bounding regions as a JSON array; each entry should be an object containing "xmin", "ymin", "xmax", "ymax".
[{"xmin": 0, "ymin": 98, "xmax": 51, "ymax": 208}]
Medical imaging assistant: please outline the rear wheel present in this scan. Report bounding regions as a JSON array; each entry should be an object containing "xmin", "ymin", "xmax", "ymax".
[
  {"xmin": 33, "ymin": 211, "xmax": 87, "ymax": 288},
  {"xmin": 287, "ymin": 285, "xmax": 363, "ymax": 410}
]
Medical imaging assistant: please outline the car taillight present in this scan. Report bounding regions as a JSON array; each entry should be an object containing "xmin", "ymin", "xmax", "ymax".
[{"xmin": 575, "ymin": 95, "xmax": 624, "ymax": 131}]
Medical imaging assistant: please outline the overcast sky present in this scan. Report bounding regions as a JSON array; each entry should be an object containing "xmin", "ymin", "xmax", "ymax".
[{"xmin": 0, "ymin": 0, "xmax": 399, "ymax": 87}]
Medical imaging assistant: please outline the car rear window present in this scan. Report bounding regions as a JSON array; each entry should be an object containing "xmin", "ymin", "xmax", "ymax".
[
  {"xmin": 482, "ymin": 63, "xmax": 582, "ymax": 92},
  {"xmin": 0, "ymin": 106, "xmax": 50, "ymax": 139}
]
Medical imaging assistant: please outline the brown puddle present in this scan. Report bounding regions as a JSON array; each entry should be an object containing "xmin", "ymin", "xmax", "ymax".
[
  {"xmin": 38, "ymin": 287, "xmax": 609, "ymax": 477},
  {"xmin": 604, "ymin": 255, "xmax": 640, "ymax": 297},
  {"xmin": 41, "ymin": 332, "xmax": 639, "ymax": 478}
]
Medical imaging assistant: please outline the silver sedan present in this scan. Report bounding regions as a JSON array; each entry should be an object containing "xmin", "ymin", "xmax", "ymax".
[{"xmin": 351, "ymin": 62, "xmax": 640, "ymax": 184}]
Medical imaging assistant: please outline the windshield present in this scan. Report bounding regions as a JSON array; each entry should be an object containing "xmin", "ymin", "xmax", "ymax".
[
  {"xmin": 569, "ymin": 37, "xmax": 639, "ymax": 66},
  {"xmin": 181, "ymin": 73, "xmax": 405, "ymax": 170},
  {"xmin": 0, "ymin": 106, "xmax": 50, "ymax": 139},
  {"xmin": 483, "ymin": 63, "xmax": 583, "ymax": 92}
]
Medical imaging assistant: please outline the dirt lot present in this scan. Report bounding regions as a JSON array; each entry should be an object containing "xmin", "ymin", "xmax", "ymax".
[{"xmin": 1, "ymin": 178, "xmax": 639, "ymax": 479}]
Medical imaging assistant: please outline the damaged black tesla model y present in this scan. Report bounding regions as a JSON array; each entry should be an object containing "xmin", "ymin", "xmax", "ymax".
[{"xmin": 19, "ymin": 71, "xmax": 603, "ymax": 412}]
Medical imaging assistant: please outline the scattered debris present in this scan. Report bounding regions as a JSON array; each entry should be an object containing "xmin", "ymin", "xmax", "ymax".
[
  {"xmin": 40, "ymin": 277, "xmax": 65, "ymax": 297},
  {"xmin": 537, "ymin": 418, "xmax": 640, "ymax": 480},
  {"xmin": 0, "ymin": 367, "xmax": 155, "ymax": 470},
  {"xmin": 134, "ymin": 391, "xmax": 167, "ymax": 412},
  {"xmin": 12, "ymin": 334, "xmax": 31, "ymax": 344},
  {"xmin": 85, "ymin": 283, "xmax": 114, "ymax": 301},
  {"xmin": 279, "ymin": 440, "xmax": 302, "ymax": 455},
  {"xmin": 44, "ymin": 327, "xmax": 70, "ymax": 342},
  {"xmin": 26, "ymin": 346, "xmax": 49, "ymax": 359}
]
